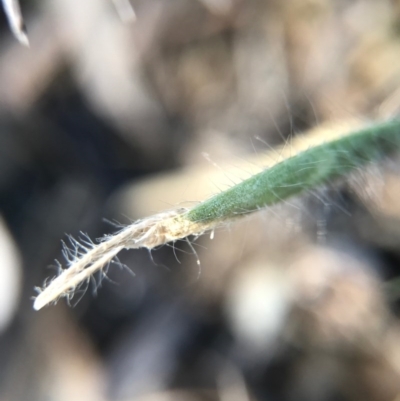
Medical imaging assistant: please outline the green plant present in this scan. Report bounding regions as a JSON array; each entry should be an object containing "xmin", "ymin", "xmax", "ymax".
[{"xmin": 33, "ymin": 119, "xmax": 400, "ymax": 310}]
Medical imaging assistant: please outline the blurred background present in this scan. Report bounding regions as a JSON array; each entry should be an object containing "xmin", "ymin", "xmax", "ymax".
[{"xmin": 2, "ymin": 0, "xmax": 400, "ymax": 400}]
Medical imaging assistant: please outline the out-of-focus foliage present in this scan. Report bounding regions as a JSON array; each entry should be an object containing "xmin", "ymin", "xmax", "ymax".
[
  {"xmin": 2, "ymin": 1, "xmax": 400, "ymax": 401},
  {"xmin": 1, "ymin": 0, "xmax": 29, "ymax": 45}
]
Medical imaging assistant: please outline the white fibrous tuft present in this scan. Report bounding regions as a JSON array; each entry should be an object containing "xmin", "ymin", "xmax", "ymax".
[{"xmin": 33, "ymin": 208, "xmax": 212, "ymax": 310}]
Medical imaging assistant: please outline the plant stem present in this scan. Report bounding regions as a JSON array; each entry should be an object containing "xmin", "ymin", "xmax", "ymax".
[
  {"xmin": 186, "ymin": 119, "xmax": 400, "ymax": 223},
  {"xmin": 34, "ymin": 119, "xmax": 400, "ymax": 310}
]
